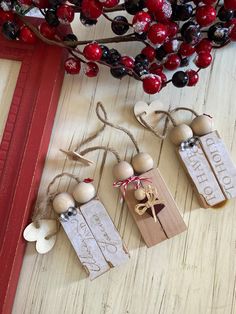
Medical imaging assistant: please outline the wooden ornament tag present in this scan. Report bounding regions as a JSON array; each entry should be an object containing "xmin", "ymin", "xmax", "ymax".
[
  {"xmin": 199, "ymin": 131, "xmax": 236, "ymax": 200},
  {"xmin": 123, "ymin": 168, "xmax": 187, "ymax": 247},
  {"xmin": 60, "ymin": 200, "xmax": 129, "ymax": 280},
  {"xmin": 60, "ymin": 210, "xmax": 111, "ymax": 280},
  {"xmin": 178, "ymin": 141, "xmax": 226, "ymax": 208},
  {"xmin": 80, "ymin": 200, "xmax": 129, "ymax": 267}
]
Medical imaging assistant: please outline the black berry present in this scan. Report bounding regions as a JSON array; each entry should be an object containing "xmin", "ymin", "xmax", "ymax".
[
  {"xmin": 2, "ymin": 21, "xmax": 19, "ymax": 40},
  {"xmin": 45, "ymin": 10, "xmax": 60, "ymax": 27},
  {"xmin": 124, "ymin": 0, "xmax": 145, "ymax": 15},
  {"xmin": 172, "ymin": 71, "xmax": 189, "ymax": 87},
  {"xmin": 110, "ymin": 65, "xmax": 127, "ymax": 79},
  {"xmin": 111, "ymin": 16, "xmax": 129, "ymax": 35}
]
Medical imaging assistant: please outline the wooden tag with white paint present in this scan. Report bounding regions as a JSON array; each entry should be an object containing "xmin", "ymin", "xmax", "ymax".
[
  {"xmin": 123, "ymin": 168, "xmax": 187, "ymax": 247},
  {"xmin": 80, "ymin": 200, "xmax": 129, "ymax": 267},
  {"xmin": 60, "ymin": 210, "xmax": 110, "ymax": 280},
  {"xmin": 178, "ymin": 141, "xmax": 226, "ymax": 207},
  {"xmin": 199, "ymin": 131, "xmax": 236, "ymax": 200}
]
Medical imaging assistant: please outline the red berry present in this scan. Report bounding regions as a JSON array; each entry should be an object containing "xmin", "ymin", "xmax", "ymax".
[
  {"xmin": 32, "ymin": 0, "xmax": 49, "ymax": 8},
  {"xmin": 83, "ymin": 42, "xmax": 102, "ymax": 61},
  {"xmin": 147, "ymin": 23, "xmax": 168, "ymax": 45},
  {"xmin": 179, "ymin": 42, "xmax": 195, "ymax": 57},
  {"xmin": 164, "ymin": 54, "xmax": 181, "ymax": 70},
  {"xmin": 166, "ymin": 21, "xmax": 179, "ymax": 38},
  {"xmin": 132, "ymin": 11, "xmax": 151, "ymax": 34},
  {"xmin": 57, "ymin": 4, "xmax": 74, "ymax": 24},
  {"xmin": 142, "ymin": 74, "xmax": 162, "ymax": 94},
  {"xmin": 146, "ymin": 0, "xmax": 163, "ymax": 12},
  {"xmin": 19, "ymin": 26, "xmax": 37, "ymax": 44},
  {"xmin": 0, "ymin": 10, "xmax": 14, "ymax": 25},
  {"xmin": 141, "ymin": 46, "xmax": 156, "ymax": 62},
  {"xmin": 154, "ymin": 0, "xmax": 172, "ymax": 23},
  {"xmin": 195, "ymin": 51, "xmax": 212, "ymax": 68},
  {"xmin": 163, "ymin": 39, "xmax": 179, "ymax": 53},
  {"xmin": 196, "ymin": 5, "xmax": 216, "ymax": 27},
  {"xmin": 84, "ymin": 62, "xmax": 99, "ymax": 77},
  {"xmin": 224, "ymin": 0, "xmax": 236, "ymax": 10},
  {"xmin": 195, "ymin": 39, "xmax": 212, "ymax": 53},
  {"xmin": 39, "ymin": 22, "xmax": 56, "ymax": 39},
  {"xmin": 186, "ymin": 69, "xmax": 199, "ymax": 86},
  {"xmin": 159, "ymin": 71, "xmax": 167, "ymax": 87},
  {"xmin": 65, "ymin": 57, "xmax": 81, "ymax": 74},
  {"xmin": 120, "ymin": 56, "xmax": 134, "ymax": 68},
  {"xmin": 81, "ymin": 0, "xmax": 103, "ymax": 20},
  {"xmin": 149, "ymin": 63, "xmax": 163, "ymax": 75},
  {"xmin": 102, "ymin": 0, "xmax": 119, "ymax": 8},
  {"xmin": 202, "ymin": 0, "xmax": 216, "ymax": 4},
  {"xmin": 18, "ymin": 0, "xmax": 33, "ymax": 5}
]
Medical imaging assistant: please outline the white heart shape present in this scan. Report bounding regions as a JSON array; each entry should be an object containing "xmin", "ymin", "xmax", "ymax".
[
  {"xmin": 23, "ymin": 219, "xmax": 57, "ymax": 254},
  {"xmin": 134, "ymin": 100, "xmax": 167, "ymax": 128}
]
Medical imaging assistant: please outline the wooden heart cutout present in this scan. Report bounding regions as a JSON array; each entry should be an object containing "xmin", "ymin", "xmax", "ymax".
[
  {"xmin": 134, "ymin": 100, "xmax": 167, "ymax": 128},
  {"xmin": 23, "ymin": 219, "xmax": 57, "ymax": 254}
]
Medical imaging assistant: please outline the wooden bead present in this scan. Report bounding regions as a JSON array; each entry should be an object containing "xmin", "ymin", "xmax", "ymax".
[
  {"xmin": 169, "ymin": 124, "xmax": 193, "ymax": 146},
  {"xmin": 73, "ymin": 182, "xmax": 96, "ymax": 204},
  {"xmin": 191, "ymin": 115, "xmax": 214, "ymax": 136},
  {"xmin": 53, "ymin": 192, "xmax": 75, "ymax": 214},
  {"xmin": 134, "ymin": 188, "xmax": 146, "ymax": 201},
  {"xmin": 132, "ymin": 152, "xmax": 154, "ymax": 174},
  {"xmin": 113, "ymin": 161, "xmax": 134, "ymax": 181}
]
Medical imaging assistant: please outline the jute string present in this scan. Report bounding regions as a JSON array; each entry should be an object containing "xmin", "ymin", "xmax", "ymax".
[
  {"xmin": 96, "ymin": 102, "xmax": 140, "ymax": 154},
  {"xmin": 136, "ymin": 107, "xmax": 200, "ymax": 139}
]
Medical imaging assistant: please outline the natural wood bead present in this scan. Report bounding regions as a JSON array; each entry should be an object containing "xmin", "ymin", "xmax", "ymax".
[
  {"xmin": 134, "ymin": 188, "xmax": 146, "ymax": 201},
  {"xmin": 113, "ymin": 161, "xmax": 134, "ymax": 181},
  {"xmin": 53, "ymin": 192, "xmax": 75, "ymax": 214},
  {"xmin": 73, "ymin": 182, "xmax": 96, "ymax": 204},
  {"xmin": 191, "ymin": 115, "xmax": 214, "ymax": 136},
  {"xmin": 169, "ymin": 124, "xmax": 193, "ymax": 146},
  {"xmin": 132, "ymin": 152, "xmax": 154, "ymax": 174}
]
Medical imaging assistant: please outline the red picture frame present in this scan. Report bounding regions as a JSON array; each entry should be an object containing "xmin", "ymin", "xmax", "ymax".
[{"xmin": 0, "ymin": 17, "xmax": 69, "ymax": 313}]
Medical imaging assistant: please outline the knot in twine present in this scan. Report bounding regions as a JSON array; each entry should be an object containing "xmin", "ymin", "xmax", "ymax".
[
  {"xmin": 113, "ymin": 176, "xmax": 152, "ymax": 196},
  {"xmin": 135, "ymin": 185, "xmax": 165, "ymax": 223}
]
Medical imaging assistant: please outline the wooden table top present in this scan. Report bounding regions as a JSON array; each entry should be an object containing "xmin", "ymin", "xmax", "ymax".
[{"xmin": 6, "ymin": 17, "xmax": 236, "ymax": 314}]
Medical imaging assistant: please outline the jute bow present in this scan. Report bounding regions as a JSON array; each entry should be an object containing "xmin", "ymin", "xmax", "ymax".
[{"xmin": 135, "ymin": 185, "xmax": 165, "ymax": 223}]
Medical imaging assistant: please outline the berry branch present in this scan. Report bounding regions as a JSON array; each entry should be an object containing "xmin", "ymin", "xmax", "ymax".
[{"xmin": 1, "ymin": 0, "xmax": 236, "ymax": 94}]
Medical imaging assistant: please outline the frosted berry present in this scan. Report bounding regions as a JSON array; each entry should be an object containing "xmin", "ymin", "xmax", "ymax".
[
  {"xmin": 147, "ymin": 23, "xmax": 168, "ymax": 45},
  {"xmin": 110, "ymin": 65, "xmax": 127, "ymax": 79},
  {"xmin": 65, "ymin": 57, "xmax": 81, "ymax": 74},
  {"xmin": 164, "ymin": 54, "xmax": 181, "ymax": 70},
  {"xmin": 141, "ymin": 46, "xmax": 156, "ymax": 62},
  {"xmin": 19, "ymin": 26, "xmax": 37, "ymax": 43},
  {"xmin": 39, "ymin": 22, "xmax": 56, "ymax": 39},
  {"xmin": 195, "ymin": 38, "xmax": 212, "ymax": 53},
  {"xmin": 2, "ymin": 21, "xmax": 19, "ymax": 40},
  {"xmin": 56, "ymin": 4, "xmax": 75, "ymax": 24},
  {"xmin": 163, "ymin": 39, "xmax": 179, "ymax": 53},
  {"xmin": 111, "ymin": 16, "xmax": 129, "ymax": 35},
  {"xmin": 102, "ymin": 0, "xmax": 119, "ymax": 8},
  {"xmin": 208, "ymin": 22, "xmax": 229, "ymax": 44},
  {"xmin": 195, "ymin": 51, "xmax": 212, "ymax": 68},
  {"xmin": 142, "ymin": 74, "xmax": 162, "ymax": 94},
  {"xmin": 179, "ymin": 42, "xmax": 195, "ymax": 56},
  {"xmin": 124, "ymin": 0, "xmax": 145, "ymax": 15},
  {"xmin": 84, "ymin": 62, "xmax": 99, "ymax": 77},
  {"xmin": 195, "ymin": 5, "xmax": 216, "ymax": 27},
  {"xmin": 181, "ymin": 21, "xmax": 201, "ymax": 44},
  {"xmin": 172, "ymin": 71, "xmax": 188, "ymax": 87},
  {"xmin": 145, "ymin": 0, "xmax": 163, "ymax": 12},
  {"xmin": 132, "ymin": 11, "xmax": 151, "ymax": 34},
  {"xmin": 83, "ymin": 42, "xmax": 102, "ymax": 61},
  {"xmin": 154, "ymin": 0, "xmax": 172, "ymax": 23},
  {"xmin": 186, "ymin": 69, "xmax": 199, "ymax": 86},
  {"xmin": 81, "ymin": 0, "xmax": 103, "ymax": 20},
  {"xmin": 121, "ymin": 56, "xmax": 135, "ymax": 68}
]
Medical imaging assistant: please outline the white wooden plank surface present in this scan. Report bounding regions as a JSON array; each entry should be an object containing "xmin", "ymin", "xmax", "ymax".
[{"xmin": 3, "ymin": 15, "xmax": 236, "ymax": 314}]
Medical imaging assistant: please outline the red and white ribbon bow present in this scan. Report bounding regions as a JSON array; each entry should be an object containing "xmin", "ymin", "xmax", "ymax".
[{"xmin": 113, "ymin": 176, "xmax": 152, "ymax": 196}]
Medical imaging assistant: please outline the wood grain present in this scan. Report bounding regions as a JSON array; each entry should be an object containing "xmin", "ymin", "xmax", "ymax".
[
  {"xmin": 124, "ymin": 168, "xmax": 186, "ymax": 247},
  {"xmin": 9, "ymin": 15, "xmax": 236, "ymax": 314}
]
